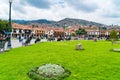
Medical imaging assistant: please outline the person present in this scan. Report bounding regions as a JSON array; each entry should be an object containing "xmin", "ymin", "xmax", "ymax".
[
  {"xmin": 35, "ymin": 35, "xmax": 41, "ymax": 43},
  {"xmin": 18, "ymin": 36, "xmax": 21, "ymax": 42},
  {"xmin": 57, "ymin": 36, "xmax": 62, "ymax": 41},
  {"xmin": 20, "ymin": 36, "xmax": 24, "ymax": 44},
  {"xmin": 0, "ymin": 34, "xmax": 7, "ymax": 52},
  {"xmin": 23, "ymin": 35, "xmax": 32, "ymax": 46},
  {"xmin": 18, "ymin": 35, "xmax": 23, "ymax": 42}
]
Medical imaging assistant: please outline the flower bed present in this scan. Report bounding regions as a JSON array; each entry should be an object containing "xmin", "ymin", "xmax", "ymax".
[{"xmin": 28, "ymin": 64, "xmax": 71, "ymax": 80}]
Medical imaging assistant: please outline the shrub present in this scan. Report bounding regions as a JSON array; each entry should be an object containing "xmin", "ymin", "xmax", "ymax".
[{"xmin": 28, "ymin": 64, "xmax": 71, "ymax": 80}]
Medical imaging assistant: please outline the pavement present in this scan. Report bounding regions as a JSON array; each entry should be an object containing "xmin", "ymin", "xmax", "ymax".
[{"xmin": 4, "ymin": 39, "xmax": 47, "ymax": 50}]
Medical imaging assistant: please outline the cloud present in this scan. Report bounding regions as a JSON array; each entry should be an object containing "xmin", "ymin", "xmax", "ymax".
[
  {"xmin": 12, "ymin": 0, "xmax": 52, "ymax": 14},
  {"xmin": 113, "ymin": 0, "xmax": 120, "ymax": 8},
  {"xmin": 11, "ymin": 0, "xmax": 27, "ymax": 14},
  {"xmin": 25, "ymin": 0, "xmax": 51, "ymax": 9},
  {"xmin": 0, "ymin": 1, "xmax": 9, "ymax": 19},
  {"xmin": 103, "ymin": 14, "xmax": 120, "ymax": 18},
  {"xmin": 102, "ymin": 11, "xmax": 120, "ymax": 18},
  {"xmin": 64, "ymin": 0, "xmax": 98, "ymax": 12},
  {"xmin": 53, "ymin": 1, "xmax": 65, "ymax": 8},
  {"xmin": 1, "ymin": 0, "xmax": 120, "ymax": 25},
  {"xmin": 99, "ymin": 0, "xmax": 120, "ymax": 18}
]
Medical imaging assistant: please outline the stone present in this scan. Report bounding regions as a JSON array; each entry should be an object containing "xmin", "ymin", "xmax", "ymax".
[
  {"xmin": 93, "ymin": 37, "xmax": 97, "ymax": 42},
  {"xmin": 76, "ymin": 44, "xmax": 83, "ymax": 50}
]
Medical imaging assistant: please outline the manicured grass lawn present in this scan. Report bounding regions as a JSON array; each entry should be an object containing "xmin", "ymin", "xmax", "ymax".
[{"xmin": 0, "ymin": 40, "xmax": 120, "ymax": 80}]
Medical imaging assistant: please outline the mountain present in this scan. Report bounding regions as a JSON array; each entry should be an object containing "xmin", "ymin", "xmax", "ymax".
[
  {"xmin": 28, "ymin": 19, "xmax": 56, "ymax": 24},
  {"xmin": 13, "ymin": 20, "xmax": 28, "ymax": 24},
  {"xmin": 13, "ymin": 18, "xmax": 105, "ymax": 27},
  {"xmin": 53, "ymin": 18, "xmax": 104, "ymax": 27},
  {"xmin": 13, "ymin": 19, "xmax": 55, "ymax": 25}
]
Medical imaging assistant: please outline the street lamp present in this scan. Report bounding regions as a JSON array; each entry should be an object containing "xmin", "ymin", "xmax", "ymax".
[
  {"xmin": 7, "ymin": 0, "xmax": 12, "ymax": 49},
  {"xmin": 99, "ymin": 26, "xmax": 101, "ymax": 39}
]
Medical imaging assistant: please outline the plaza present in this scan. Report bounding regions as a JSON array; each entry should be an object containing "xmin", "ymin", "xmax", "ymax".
[{"xmin": 1, "ymin": 0, "xmax": 120, "ymax": 80}]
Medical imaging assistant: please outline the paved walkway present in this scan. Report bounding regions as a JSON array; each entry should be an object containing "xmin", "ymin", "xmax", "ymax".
[{"xmin": 4, "ymin": 39, "xmax": 47, "ymax": 50}]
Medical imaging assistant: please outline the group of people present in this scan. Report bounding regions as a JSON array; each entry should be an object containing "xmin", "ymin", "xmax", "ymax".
[
  {"xmin": 57, "ymin": 36, "xmax": 71, "ymax": 41},
  {"xmin": 0, "ymin": 33, "xmax": 41, "ymax": 52},
  {"xmin": 18, "ymin": 35, "xmax": 41, "ymax": 45}
]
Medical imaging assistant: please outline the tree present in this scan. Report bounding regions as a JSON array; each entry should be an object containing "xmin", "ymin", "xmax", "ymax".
[
  {"xmin": 0, "ymin": 19, "xmax": 8, "ymax": 33},
  {"xmin": 71, "ymin": 32, "xmax": 76, "ymax": 36},
  {"xmin": 110, "ymin": 30, "xmax": 118, "ymax": 40},
  {"xmin": 75, "ymin": 28, "xmax": 87, "ymax": 36}
]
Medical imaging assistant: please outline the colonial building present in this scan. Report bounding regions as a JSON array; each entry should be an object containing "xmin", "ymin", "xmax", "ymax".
[
  {"xmin": 11, "ymin": 23, "xmax": 120, "ymax": 39},
  {"xmin": 11, "ymin": 23, "xmax": 65, "ymax": 38},
  {"xmin": 34, "ymin": 28, "xmax": 45, "ymax": 36},
  {"xmin": 12, "ymin": 23, "xmax": 32, "ymax": 37}
]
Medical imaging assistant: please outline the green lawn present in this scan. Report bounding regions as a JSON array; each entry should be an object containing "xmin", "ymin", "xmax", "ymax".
[{"xmin": 0, "ymin": 40, "xmax": 120, "ymax": 80}]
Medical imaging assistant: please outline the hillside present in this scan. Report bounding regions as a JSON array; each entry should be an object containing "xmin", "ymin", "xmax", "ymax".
[
  {"xmin": 54, "ymin": 18, "xmax": 104, "ymax": 27},
  {"xmin": 13, "ymin": 18, "xmax": 105, "ymax": 27}
]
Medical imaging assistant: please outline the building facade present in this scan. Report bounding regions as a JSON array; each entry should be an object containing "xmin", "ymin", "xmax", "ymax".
[{"xmin": 11, "ymin": 23, "xmax": 120, "ymax": 39}]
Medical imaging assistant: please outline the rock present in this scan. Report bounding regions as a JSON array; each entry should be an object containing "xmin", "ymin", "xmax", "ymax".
[
  {"xmin": 76, "ymin": 44, "xmax": 83, "ymax": 50},
  {"xmin": 93, "ymin": 37, "xmax": 97, "ymax": 42}
]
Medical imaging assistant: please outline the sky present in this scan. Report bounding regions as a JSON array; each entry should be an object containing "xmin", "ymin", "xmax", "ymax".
[{"xmin": 0, "ymin": 0, "xmax": 120, "ymax": 25}]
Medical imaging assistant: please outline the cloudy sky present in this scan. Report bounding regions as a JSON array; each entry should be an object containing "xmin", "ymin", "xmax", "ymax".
[{"xmin": 0, "ymin": 0, "xmax": 120, "ymax": 25}]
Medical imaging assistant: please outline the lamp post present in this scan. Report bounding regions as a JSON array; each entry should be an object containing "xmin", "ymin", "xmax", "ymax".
[
  {"xmin": 7, "ymin": 0, "xmax": 12, "ymax": 49},
  {"xmin": 99, "ymin": 26, "xmax": 101, "ymax": 39}
]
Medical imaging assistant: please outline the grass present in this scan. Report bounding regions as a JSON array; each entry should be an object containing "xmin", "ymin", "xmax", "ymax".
[{"xmin": 0, "ymin": 40, "xmax": 120, "ymax": 80}]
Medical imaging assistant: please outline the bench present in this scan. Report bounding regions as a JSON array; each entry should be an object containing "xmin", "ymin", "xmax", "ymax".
[{"xmin": 0, "ymin": 40, "xmax": 6, "ymax": 53}]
